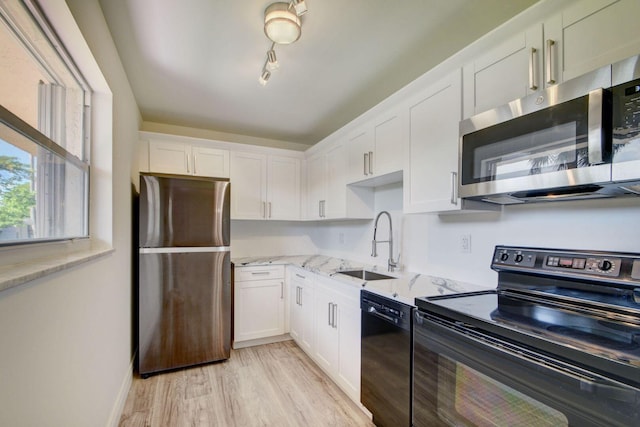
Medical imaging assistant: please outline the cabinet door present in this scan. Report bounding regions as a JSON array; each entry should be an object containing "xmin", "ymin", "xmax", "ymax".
[
  {"xmin": 373, "ymin": 109, "xmax": 404, "ymax": 176},
  {"xmin": 148, "ymin": 140, "xmax": 191, "ymax": 175},
  {"xmin": 337, "ymin": 300, "xmax": 361, "ymax": 402},
  {"xmin": 306, "ymin": 153, "xmax": 326, "ymax": 220},
  {"xmin": 347, "ymin": 125, "xmax": 374, "ymax": 182},
  {"xmin": 404, "ymin": 69, "xmax": 463, "ymax": 213},
  {"xmin": 289, "ymin": 270, "xmax": 314, "ymax": 353},
  {"xmin": 324, "ymin": 142, "xmax": 347, "ymax": 219},
  {"xmin": 230, "ymin": 152, "xmax": 267, "ymax": 219},
  {"xmin": 234, "ymin": 278, "xmax": 285, "ymax": 342},
  {"xmin": 463, "ymin": 24, "xmax": 543, "ymax": 117},
  {"xmin": 267, "ymin": 155, "xmax": 301, "ymax": 220},
  {"xmin": 313, "ymin": 286, "xmax": 339, "ymax": 372},
  {"xmin": 192, "ymin": 146, "xmax": 230, "ymax": 178},
  {"xmin": 560, "ymin": 0, "xmax": 640, "ymax": 81}
]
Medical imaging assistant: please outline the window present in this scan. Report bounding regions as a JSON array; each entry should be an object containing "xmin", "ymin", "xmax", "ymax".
[{"xmin": 0, "ymin": 0, "xmax": 90, "ymax": 245}]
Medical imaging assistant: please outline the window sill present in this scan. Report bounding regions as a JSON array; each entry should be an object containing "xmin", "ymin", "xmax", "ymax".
[{"xmin": 0, "ymin": 242, "xmax": 114, "ymax": 293}]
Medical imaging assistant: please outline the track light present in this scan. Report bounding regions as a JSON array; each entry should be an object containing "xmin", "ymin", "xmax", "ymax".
[
  {"xmin": 258, "ymin": 1, "xmax": 309, "ymax": 85},
  {"xmin": 292, "ymin": 0, "xmax": 308, "ymax": 16},
  {"xmin": 266, "ymin": 49, "xmax": 279, "ymax": 71},
  {"xmin": 259, "ymin": 69, "xmax": 271, "ymax": 86}
]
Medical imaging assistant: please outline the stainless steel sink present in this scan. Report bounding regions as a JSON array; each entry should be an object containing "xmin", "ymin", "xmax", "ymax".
[{"xmin": 337, "ymin": 269, "xmax": 395, "ymax": 281}]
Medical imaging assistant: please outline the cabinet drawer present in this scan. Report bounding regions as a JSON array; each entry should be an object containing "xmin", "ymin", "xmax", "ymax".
[{"xmin": 235, "ymin": 265, "xmax": 285, "ymax": 281}]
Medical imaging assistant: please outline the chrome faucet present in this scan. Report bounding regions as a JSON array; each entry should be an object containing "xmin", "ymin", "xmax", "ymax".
[{"xmin": 371, "ymin": 211, "xmax": 398, "ymax": 272}]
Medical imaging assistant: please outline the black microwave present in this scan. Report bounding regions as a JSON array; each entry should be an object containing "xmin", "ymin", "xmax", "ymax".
[{"xmin": 459, "ymin": 56, "xmax": 640, "ymax": 205}]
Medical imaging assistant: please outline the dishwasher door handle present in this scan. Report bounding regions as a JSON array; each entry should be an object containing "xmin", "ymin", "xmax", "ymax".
[{"xmin": 368, "ymin": 306, "xmax": 399, "ymax": 324}]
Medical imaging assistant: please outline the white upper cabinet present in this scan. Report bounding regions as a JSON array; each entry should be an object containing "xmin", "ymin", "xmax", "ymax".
[
  {"xmin": 463, "ymin": 0, "xmax": 640, "ymax": 119},
  {"xmin": 463, "ymin": 24, "xmax": 544, "ymax": 118},
  {"xmin": 231, "ymin": 152, "xmax": 301, "ymax": 220},
  {"xmin": 148, "ymin": 139, "xmax": 230, "ymax": 178},
  {"xmin": 267, "ymin": 155, "xmax": 302, "ymax": 220},
  {"xmin": 306, "ymin": 151, "xmax": 327, "ymax": 220},
  {"xmin": 551, "ymin": 0, "xmax": 640, "ymax": 81},
  {"xmin": 347, "ymin": 108, "xmax": 404, "ymax": 184},
  {"xmin": 404, "ymin": 69, "xmax": 464, "ymax": 213},
  {"xmin": 306, "ymin": 141, "xmax": 373, "ymax": 220}
]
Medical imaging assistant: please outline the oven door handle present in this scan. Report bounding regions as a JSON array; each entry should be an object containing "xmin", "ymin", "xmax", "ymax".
[
  {"xmin": 417, "ymin": 311, "xmax": 640, "ymax": 403},
  {"xmin": 367, "ymin": 306, "xmax": 399, "ymax": 324}
]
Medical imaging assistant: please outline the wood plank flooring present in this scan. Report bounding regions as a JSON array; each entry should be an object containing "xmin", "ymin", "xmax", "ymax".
[{"xmin": 119, "ymin": 340, "xmax": 375, "ymax": 427}]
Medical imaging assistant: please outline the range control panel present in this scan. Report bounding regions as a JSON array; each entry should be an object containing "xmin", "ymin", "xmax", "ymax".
[
  {"xmin": 544, "ymin": 255, "xmax": 621, "ymax": 276},
  {"xmin": 492, "ymin": 246, "xmax": 640, "ymax": 283}
]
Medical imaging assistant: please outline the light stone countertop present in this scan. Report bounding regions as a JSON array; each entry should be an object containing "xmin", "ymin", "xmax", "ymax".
[{"xmin": 233, "ymin": 254, "xmax": 492, "ymax": 306}]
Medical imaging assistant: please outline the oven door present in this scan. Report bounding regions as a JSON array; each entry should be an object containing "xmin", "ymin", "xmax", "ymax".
[
  {"xmin": 413, "ymin": 311, "xmax": 640, "ymax": 427},
  {"xmin": 459, "ymin": 66, "xmax": 613, "ymax": 204}
]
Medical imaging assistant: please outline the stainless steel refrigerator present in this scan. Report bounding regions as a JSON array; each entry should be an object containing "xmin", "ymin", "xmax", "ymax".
[{"xmin": 137, "ymin": 173, "xmax": 231, "ymax": 377}]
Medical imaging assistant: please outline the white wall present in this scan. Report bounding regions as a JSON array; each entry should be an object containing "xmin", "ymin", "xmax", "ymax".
[
  {"xmin": 310, "ymin": 185, "xmax": 640, "ymax": 288},
  {"xmin": 231, "ymin": 220, "xmax": 318, "ymax": 257},
  {"xmin": 0, "ymin": 1, "xmax": 141, "ymax": 426}
]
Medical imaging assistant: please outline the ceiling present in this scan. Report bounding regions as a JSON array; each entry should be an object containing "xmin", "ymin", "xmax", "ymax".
[{"xmin": 99, "ymin": 0, "xmax": 538, "ymax": 147}]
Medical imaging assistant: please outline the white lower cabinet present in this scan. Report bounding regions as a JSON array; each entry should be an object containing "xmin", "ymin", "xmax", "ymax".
[
  {"xmin": 288, "ymin": 267, "xmax": 315, "ymax": 354},
  {"xmin": 312, "ymin": 275, "xmax": 361, "ymax": 403},
  {"xmin": 286, "ymin": 266, "xmax": 361, "ymax": 404},
  {"xmin": 234, "ymin": 265, "xmax": 285, "ymax": 345}
]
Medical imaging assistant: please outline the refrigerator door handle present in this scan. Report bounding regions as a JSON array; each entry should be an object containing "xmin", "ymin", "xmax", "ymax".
[{"xmin": 140, "ymin": 246, "xmax": 231, "ymax": 254}]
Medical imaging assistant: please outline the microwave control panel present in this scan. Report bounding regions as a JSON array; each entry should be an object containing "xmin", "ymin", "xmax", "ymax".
[{"xmin": 612, "ymin": 77, "xmax": 640, "ymax": 139}]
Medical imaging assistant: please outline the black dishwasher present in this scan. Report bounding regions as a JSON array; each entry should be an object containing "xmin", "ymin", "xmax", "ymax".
[{"xmin": 361, "ymin": 290, "xmax": 413, "ymax": 427}]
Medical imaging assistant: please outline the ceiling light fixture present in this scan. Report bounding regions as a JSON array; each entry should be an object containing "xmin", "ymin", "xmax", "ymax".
[
  {"xmin": 258, "ymin": 1, "xmax": 308, "ymax": 86},
  {"xmin": 264, "ymin": 2, "xmax": 301, "ymax": 45}
]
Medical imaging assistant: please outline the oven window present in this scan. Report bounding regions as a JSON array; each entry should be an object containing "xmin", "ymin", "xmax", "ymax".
[{"xmin": 437, "ymin": 356, "xmax": 568, "ymax": 427}]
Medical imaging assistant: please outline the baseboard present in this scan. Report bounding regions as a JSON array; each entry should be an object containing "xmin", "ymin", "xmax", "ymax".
[
  {"xmin": 105, "ymin": 354, "xmax": 135, "ymax": 427},
  {"xmin": 233, "ymin": 334, "xmax": 292, "ymax": 349}
]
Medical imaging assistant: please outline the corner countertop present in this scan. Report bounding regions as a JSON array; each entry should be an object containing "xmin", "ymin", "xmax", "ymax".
[{"xmin": 232, "ymin": 254, "xmax": 493, "ymax": 306}]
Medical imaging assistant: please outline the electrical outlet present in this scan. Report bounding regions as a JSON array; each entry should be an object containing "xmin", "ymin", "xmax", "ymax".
[{"xmin": 460, "ymin": 234, "xmax": 471, "ymax": 253}]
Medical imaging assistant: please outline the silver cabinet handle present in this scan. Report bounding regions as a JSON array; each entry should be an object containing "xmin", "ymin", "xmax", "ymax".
[
  {"xmin": 295, "ymin": 273, "xmax": 306, "ymax": 279},
  {"xmin": 262, "ymin": 201, "xmax": 266, "ymax": 218},
  {"xmin": 368, "ymin": 151, "xmax": 373, "ymax": 175},
  {"xmin": 328, "ymin": 303, "xmax": 332, "ymax": 326},
  {"xmin": 318, "ymin": 200, "xmax": 322, "ymax": 218},
  {"xmin": 296, "ymin": 286, "xmax": 300, "ymax": 305},
  {"xmin": 268, "ymin": 202, "xmax": 272, "ymax": 218},
  {"xmin": 529, "ymin": 47, "xmax": 538, "ymax": 90},
  {"xmin": 332, "ymin": 303, "xmax": 337, "ymax": 328},
  {"xmin": 363, "ymin": 152, "xmax": 369, "ymax": 175},
  {"xmin": 588, "ymin": 88, "xmax": 604, "ymax": 165},
  {"xmin": 251, "ymin": 271, "xmax": 270, "ymax": 276},
  {"xmin": 186, "ymin": 154, "xmax": 191, "ymax": 173},
  {"xmin": 280, "ymin": 281, "xmax": 284, "ymax": 299},
  {"xmin": 323, "ymin": 200, "xmax": 326, "ymax": 217},
  {"xmin": 450, "ymin": 171, "xmax": 458, "ymax": 205},
  {"xmin": 546, "ymin": 39, "xmax": 556, "ymax": 85},
  {"xmin": 192, "ymin": 154, "xmax": 197, "ymax": 175}
]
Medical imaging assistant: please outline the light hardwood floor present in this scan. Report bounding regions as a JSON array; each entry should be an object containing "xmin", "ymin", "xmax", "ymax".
[{"xmin": 119, "ymin": 340, "xmax": 375, "ymax": 426}]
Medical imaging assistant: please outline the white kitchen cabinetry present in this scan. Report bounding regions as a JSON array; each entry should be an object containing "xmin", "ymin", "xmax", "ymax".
[
  {"xmin": 288, "ymin": 267, "xmax": 315, "ymax": 354},
  {"xmin": 549, "ymin": 0, "xmax": 640, "ymax": 81},
  {"xmin": 306, "ymin": 142, "xmax": 373, "ymax": 220},
  {"xmin": 403, "ymin": 69, "xmax": 465, "ymax": 214},
  {"xmin": 463, "ymin": 0, "xmax": 640, "ymax": 119},
  {"xmin": 463, "ymin": 24, "xmax": 544, "ymax": 118},
  {"xmin": 148, "ymin": 139, "xmax": 230, "ymax": 178},
  {"xmin": 231, "ymin": 152, "xmax": 301, "ymax": 220},
  {"xmin": 234, "ymin": 265, "xmax": 285, "ymax": 345},
  {"xmin": 347, "ymin": 108, "xmax": 404, "ymax": 184},
  {"xmin": 312, "ymin": 277, "xmax": 361, "ymax": 402}
]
